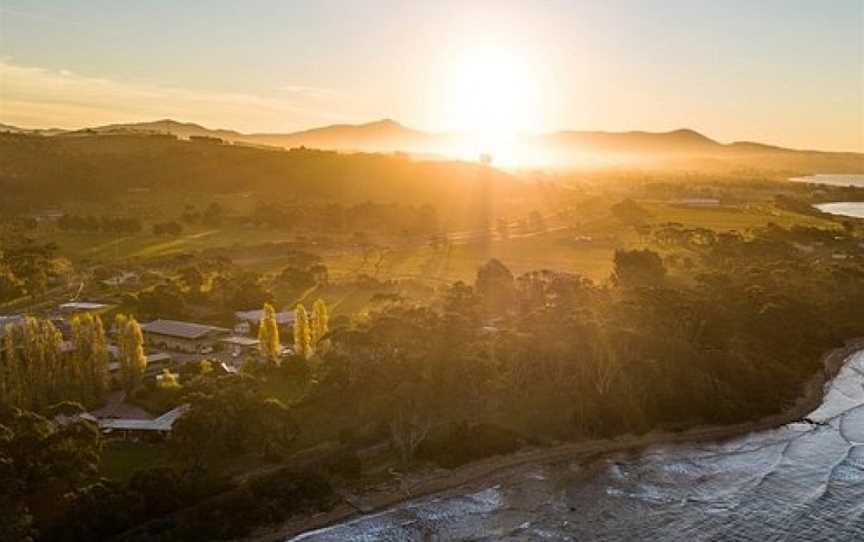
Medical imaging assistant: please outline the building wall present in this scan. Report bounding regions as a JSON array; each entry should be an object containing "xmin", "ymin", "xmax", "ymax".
[{"xmin": 144, "ymin": 333, "xmax": 209, "ymax": 353}]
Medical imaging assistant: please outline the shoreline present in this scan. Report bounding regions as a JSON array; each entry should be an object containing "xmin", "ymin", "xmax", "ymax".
[{"xmin": 250, "ymin": 338, "xmax": 864, "ymax": 542}]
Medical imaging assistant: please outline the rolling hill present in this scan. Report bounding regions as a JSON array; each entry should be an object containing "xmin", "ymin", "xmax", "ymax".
[
  {"xmin": 2, "ymin": 118, "xmax": 862, "ymax": 172},
  {"xmin": 0, "ymin": 131, "xmax": 531, "ymax": 228}
]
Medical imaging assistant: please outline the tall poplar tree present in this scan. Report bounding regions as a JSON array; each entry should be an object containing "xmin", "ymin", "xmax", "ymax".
[
  {"xmin": 257, "ymin": 303, "xmax": 282, "ymax": 366},
  {"xmin": 91, "ymin": 315, "xmax": 109, "ymax": 400},
  {"xmin": 71, "ymin": 313, "xmax": 108, "ymax": 404},
  {"xmin": 67, "ymin": 315, "xmax": 87, "ymax": 403},
  {"xmin": 20, "ymin": 317, "xmax": 63, "ymax": 410},
  {"xmin": 1, "ymin": 325, "xmax": 22, "ymax": 408},
  {"xmin": 311, "ymin": 299, "xmax": 329, "ymax": 344},
  {"xmin": 117, "ymin": 314, "xmax": 147, "ymax": 392},
  {"xmin": 293, "ymin": 304, "xmax": 311, "ymax": 359}
]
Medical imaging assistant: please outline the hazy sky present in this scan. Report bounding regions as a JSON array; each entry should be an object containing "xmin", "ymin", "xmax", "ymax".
[{"xmin": 1, "ymin": 0, "xmax": 862, "ymax": 151}]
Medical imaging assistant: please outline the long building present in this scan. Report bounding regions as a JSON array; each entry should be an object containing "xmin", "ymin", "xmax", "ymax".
[{"xmin": 140, "ymin": 319, "xmax": 230, "ymax": 353}]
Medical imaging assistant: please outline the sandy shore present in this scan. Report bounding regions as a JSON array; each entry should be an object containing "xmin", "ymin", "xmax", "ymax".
[{"xmin": 248, "ymin": 338, "xmax": 864, "ymax": 542}]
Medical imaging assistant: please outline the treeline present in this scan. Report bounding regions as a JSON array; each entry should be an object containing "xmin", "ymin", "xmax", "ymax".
[{"xmin": 58, "ymin": 214, "xmax": 143, "ymax": 234}]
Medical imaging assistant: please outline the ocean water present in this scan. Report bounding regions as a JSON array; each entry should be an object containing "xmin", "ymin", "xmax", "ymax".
[
  {"xmin": 292, "ymin": 350, "xmax": 864, "ymax": 541},
  {"xmin": 789, "ymin": 174, "xmax": 864, "ymax": 188},
  {"xmin": 815, "ymin": 202, "xmax": 864, "ymax": 219}
]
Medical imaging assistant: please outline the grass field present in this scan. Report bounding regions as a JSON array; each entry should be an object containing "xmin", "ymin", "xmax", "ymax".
[
  {"xmin": 44, "ymin": 227, "xmax": 295, "ymax": 263},
  {"xmin": 641, "ymin": 203, "xmax": 839, "ymax": 231},
  {"xmin": 44, "ymin": 224, "xmax": 617, "ymax": 282},
  {"xmin": 35, "ymin": 199, "xmax": 840, "ymax": 317}
]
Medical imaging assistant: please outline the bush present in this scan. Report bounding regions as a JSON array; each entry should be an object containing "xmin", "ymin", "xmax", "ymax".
[
  {"xmin": 118, "ymin": 470, "xmax": 334, "ymax": 542},
  {"xmin": 418, "ymin": 422, "xmax": 523, "ymax": 468},
  {"xmin": 327, "ymin": 449, "xmax": 363, "ymax": 479},
  {"xmin": 44, "ymin": 468, "xmax": 231, "ymax": 542}
]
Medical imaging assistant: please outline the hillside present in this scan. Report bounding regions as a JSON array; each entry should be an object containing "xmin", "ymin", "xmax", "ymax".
[
  {"xmin": 2, "ymin": 118, "xmax": 862, "ymax": 173},
  {"xmin": 537, "ymin": 128, "xmax": 721, "ymax": 153},
  {"xmin": 68, "ymin": 119, "xmax": 245, "ymax": 141},
  {"xmin": 45, "ymin": 118, "xmax": 440, "ymax": 154},
  {"xmin": 0, "ymin": 132, "xmax": 527, "ymax": 223},
  {"xmin": 0, "ymin": 123, "xmax": 67, "ymax": 136},
  {"xmin": 247, "ymin": 119, "xmax": 441, "ymax": 152}
]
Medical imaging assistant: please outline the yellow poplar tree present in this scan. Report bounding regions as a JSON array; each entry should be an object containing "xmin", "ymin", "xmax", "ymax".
[
  {"xmin": 91, "ymin": 315, "xmax": 109, "ymax": 399},
  {"xmin": 1, "ymin": 326, "xmax": 22, "ymax": 408},
  {"xmin": 311, "ymin": 299, "xmax": 329, "ymax": 344},
  {"xmin": 257, "ymin": 303, "xmax": 282, "ymax": 366},
  {"xmin": 21, "ymin": 317, "xmax": 63, "ymax": 410},
  {"xmin": 68, "ymin": 315, "xmax": 88, "ymax": 402},
  {"xmin": 117, "ymin": 314, "xmax": 147, "ymax": 392},
  {"xmin": 293, "ymin": 304, "xmax": 311, "ymax": 359},
  {"xmin": 71, "ymin": 313, "xmax": 109, "ymax": 404}
]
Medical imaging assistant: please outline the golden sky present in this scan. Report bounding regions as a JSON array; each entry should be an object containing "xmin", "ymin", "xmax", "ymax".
[{"xmin": 1, "ymin": 1, "xmax": 862, "ymax": 152}]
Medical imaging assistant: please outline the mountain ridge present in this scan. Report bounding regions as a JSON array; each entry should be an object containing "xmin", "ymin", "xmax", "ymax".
[{"xmin": 1, "ymin": 118, "xmax": 860, "ymax": 158}]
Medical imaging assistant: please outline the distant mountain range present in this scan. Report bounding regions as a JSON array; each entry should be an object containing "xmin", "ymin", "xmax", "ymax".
[
  {"xmin": 2, "ymin": 118, "xmax": 861, "ymax": 170},
  {"xmin": 39, "ymin": 118, "xmax": 444, "ymax": 153},
  {"xmin": 0, "ymin": 122, "xmax": 67, "ymax": 136}
]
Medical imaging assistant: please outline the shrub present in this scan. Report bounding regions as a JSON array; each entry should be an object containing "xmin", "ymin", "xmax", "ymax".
[
  {"xmin": 418, "ymin": 422, "xmax": 523, "ymax": 468},
  {"xmin": 327, "ymin": 449, "xmax": 363, "ymax": 479}
]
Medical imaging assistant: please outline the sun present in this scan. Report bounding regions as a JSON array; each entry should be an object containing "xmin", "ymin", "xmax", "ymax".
[{"xmin": 442, "ymin": 46, "xmax": 541, "ymax": 162}]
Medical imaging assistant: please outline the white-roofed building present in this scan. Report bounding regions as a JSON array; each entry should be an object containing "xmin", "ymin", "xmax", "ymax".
[
  {"xmin": 99, "ymin": 404, "xmax": 190, "ymax": 437},
  {"xmin": 59, "ymin": 301, "xmax": 109, "ymax": 313}
]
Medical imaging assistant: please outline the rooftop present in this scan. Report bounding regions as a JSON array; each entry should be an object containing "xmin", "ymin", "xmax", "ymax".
[
  {"xmin": 141, "ymin": 319, "xmax": 230, "ymax": 340},
  {"xmin": 146, "ymin": 352, "xmax": 173, "ymax": 364},
  {"xmin": 60, "ymin": 301, "xmax": 109, "ymax": 311},
  {"xmin": 99, "ymin": 404, "xmax": 190, "ymax": 432},
  {"xmin": 235, "ymin": 309, "xmax": 296, "ymax": 325},
  {"xmin": 220, "ymin": 335, "xmax": 260, "ymax": 347}
]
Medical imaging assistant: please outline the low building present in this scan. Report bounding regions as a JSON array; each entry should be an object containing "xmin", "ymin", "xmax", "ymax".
[
  {"xmin": 234, "ymin": 309, "xmax": 295, "ymax": 336},
  {"xmin": 99, "ymin": 404, "xmax": 190, "ymax": 438},
  {"xmin": 144, "ymin": 352, "xmax": 174, "ymax": 375},
  {"xmin": 107, "ymin": 352, "xmax": 173, "ymax": 381},
  {"xmin": 219, "ymin": 335, "xmax": 260, "ymax": 358},
  {"xmin": 140, "ymin": 319, "xmax": 230, "ymax": 353},
  {"xmin": 59, "ymin": 301, "xmax": 109, "ymax": 313}
]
